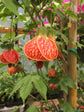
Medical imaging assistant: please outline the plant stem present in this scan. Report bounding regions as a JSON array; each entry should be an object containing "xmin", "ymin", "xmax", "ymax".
[
  {"xmin": 26, "ymin": 7, "xmax": 37, "ymax": 27},
  {"xmin": 22, "ymin": 0, "xmax": 37, "ymax": 27},
  {"xmin": 31, "ymin": 0, "xmax": 44, "ymax": 26},
  {"xmin": 56, "ymin": 59, "xmax": 66, "ymax": 75}
]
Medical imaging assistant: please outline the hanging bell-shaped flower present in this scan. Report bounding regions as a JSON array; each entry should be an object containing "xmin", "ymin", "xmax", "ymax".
[
  {"xmin": 0, "ymin": 49, "xmax": 19, "ymax": 64},
  {"xmin": 24, "ymin": 27, "xmax": 58, "ymax": 61}
]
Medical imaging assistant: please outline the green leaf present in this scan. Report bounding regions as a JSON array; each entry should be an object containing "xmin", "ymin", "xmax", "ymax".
[
  {"xmin": 64, "ymin": 77, "xmax": 76, "ymax": 89},
  {"xmin": 56, "ymin": 41, "xmax": 63, "ymax": 46},
  {"xmin": 0, "ymin": 32, "xmax": 11, "ymax": 42},
  {"xmin": 0, "ymin": 11, "xmax": 13, "ymax": 18},
  {"xmin": 58, "ymin": 76, "xmax": 76, "ymax": 94},
  {"xmin": 12, "ymin": 34, "xmax": 25, "ymax": 42},
  {"xmin": 10, "ymin": 74, "xmax": 47, "ymax": 102},
  {"xmin": 10, "ymin": 75, "xmax": 33, "ymax": 101},
  {"xmin": 60, "ymin": 83, "xmax": 68, "ymax": 94},
  {"xmin": 0, "ymin": 32, "xmax": 14, "ymax": 42},
  {"xmin": 33, "ymin": 76, "xmax": 47, "ymax": 100},
  {"xmin": 42, "ymin": 9, "xmax": 55, "ymax": 25},
  {"xmin": 1, "ymin": 0, "xmax": 19, "ymax": 16},
  {"xmin": 47, "ymin": 10, "xmax": 54, "ymax": 25},
  {"xmin": 0, "ymin": 63, "xmax": 7, "ymax": 68},
  {"xmin": 23, "ymin": 0, "xmax": 30, "ymax": 7},
  {"xmin": 42, "ymin": 10, "xmax": 48, "ymax": 18},
  {"xmin": 0, "ymin": 4, "xmax": 4, "ymax": 12},
  {"xmin": 64, "ymin": 10, "xmax": 78, "ymax": 19},
  {"xmin": 61, "ymin": 33, "xmax": 68, "ymax": 44},
  {"xmin": 31, "ymin": 0, "xmax": 43, "ymax": 5},
  {"xmin": 62, "ymin": 49, "xmax": 68, "ymax": 55},
  {"xmin": 20, "ymin": 77, "xmax": 33, "ymax": 102},
  {"xmin": 55, "ymin": 0, "xmax": 62, "ymax": 4},
  {"xmin": 61, "ymin": 102, "xmax": 75, "ymax": 112},
  {"xmin": 55, "ymin": 9, "xmax": 64, "ymax": 20},
  {"xmin": 10, "ymin": 77, "xmax": 26, "ymax": 97},
  {"xmin": 25, "ymin": 106, "xmax": 39, "ymax": 112},
  {"xmin": 0, "ymin": 42, "xmax": 14, "ymax": 50},
  {"xmin": 73, "ymin": 42, "xmax": 84, "ymax": 49},
  {"xmin": 56, "ymin": 31, "xmax": 68, "ymax": 44}
]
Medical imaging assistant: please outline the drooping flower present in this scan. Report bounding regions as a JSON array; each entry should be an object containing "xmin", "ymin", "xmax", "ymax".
[
  {"xmin": 0, "ymin": 49, "xmax": 19, "ymax": 64},
  {"xmin": 48, "ymin": 69, "xmax": 56, "ymax": 77},
  {"xmin": 7, "ymin": 66, "xmax": 16, "ymax": 75},
  {"xmin": 24, "ymin": 26, "xmax": 58, "ymax": 61},
  {"xmin": 24, "ymin": 31, "xmax": 58, "ymax": 61}
]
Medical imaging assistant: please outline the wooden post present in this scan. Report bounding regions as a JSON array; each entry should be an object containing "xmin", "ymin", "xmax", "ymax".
[{"xmin": 67, "ymin": 0, "xmax": 77, "ymax": 110}]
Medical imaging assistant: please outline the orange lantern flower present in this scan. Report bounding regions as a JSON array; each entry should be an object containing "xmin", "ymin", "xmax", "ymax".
[
  {"xmin": 24, "ymin": 35, "xmax": 58, "ymax": 61},
  {"xmin": 0, "ymin": 49, "xmax": 19, "ymax": 64}
]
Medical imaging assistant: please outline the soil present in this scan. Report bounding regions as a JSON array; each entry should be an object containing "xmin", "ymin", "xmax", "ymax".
[
  {"xmin": 0, "ymin": 91, "xmax": 63, "ymax": 112},
  {"xmin": 0, "ymin": 96, "xmax": 23, "ymax": 109}
]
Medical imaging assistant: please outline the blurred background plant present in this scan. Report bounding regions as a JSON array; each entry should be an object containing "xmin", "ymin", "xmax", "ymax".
[{"xmin": 0, "ymin": 0, "xmax": 84, "ymax": 112}]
